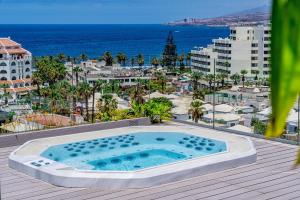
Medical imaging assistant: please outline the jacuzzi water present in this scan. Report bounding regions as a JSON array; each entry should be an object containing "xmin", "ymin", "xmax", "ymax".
[{"xmin": 41, "ymin": 132, "xmax": 227, "ymax": 171}]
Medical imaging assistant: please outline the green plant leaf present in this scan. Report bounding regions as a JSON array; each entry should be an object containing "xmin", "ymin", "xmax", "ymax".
[
  {"xmin": 267, "ymin": 0, "xmax": 300, "ymax": 165},
  {"xmin": 266, "ymin": 0, "xmax": 300, "ymax": 139}
]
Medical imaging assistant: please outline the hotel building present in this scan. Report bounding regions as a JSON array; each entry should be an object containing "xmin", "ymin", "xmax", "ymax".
[
  {"xmin": 0, "ymin": 37, "xmax": 34, "ymax": 100},
  {"xmin": 191, "ymin": 25, "xmax": 271, "ymax": 78}
]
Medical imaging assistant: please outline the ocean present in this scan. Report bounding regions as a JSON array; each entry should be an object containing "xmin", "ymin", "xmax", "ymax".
[{"xmin": 0, "ymin": 24, "xmax": 229, "ymax": 63}]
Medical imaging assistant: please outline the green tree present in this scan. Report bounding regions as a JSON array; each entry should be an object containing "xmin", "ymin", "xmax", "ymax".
[
  {"xmin": 91, "ymin": 80, "xmax": 106, "ymax": 123},
  {"xmin": 137, "ymin": 54, "xmax": 145, "ymax": 66},
  {"xmin": 0, "ymin": 84, "xmax": 11, "ymax": 105},
  {"xmin": 154, "ymin": 71, "xmax": 167, "ymax": 93},
  {"xmin": 151, "ymin": 57, "xmax": 160, "ymax": 68},
  {"xmin": 191, "ymin": 72, "xmax": 204, "ymax": 91},
  {"xmin": 73, "ymin": 66, "xmax": 83, "ymax": 86},
  {"xmin": 79, "ymin": 53, "xmax": 88, "ymax": 61},
  {"xmin": 116, "ymin": 52, "xmax": 127, "ymax": 66},
  {"xmin": 193, "ymin": 89, "xmax": 205, "ymax": 100},
  {"xmin": 205, "ymin": 74, "xmax": 214, "ymax": 91},
  {"xmin": 162, "ymin": 31, "xmax": 177, "ymax": 67},
  {"xmin": 240, "ymin": 69, "xmax": 248, "ymax": 87},
  {"xmin": 101, "ymin": 52, "xmax": 114, "ymax": 66},
  {"xmin": 57, "ymin": 53, "xmax": 66, "ymax": 63},
  {"xmin": 32, "ymin": 72, "xmax": 43, "ymax": 108},
  {"xmin": 77, "ymin": 82, "xmax": 92, "ymax": 121},
  {"xmin": 96, "ymin": 94, "xmax": 118, "ymax": 121},
  {"xmin": 144, "ymin": 98, "xmax": 172, "ymax": 123},
  {"xmin": 230, "ymin": 73, "xmax": 240, "ymax": 85},
  {"xmin": 131, "ymin": 57, "xmax": 135, "ymax": 67},
  {"xmin": 35, "ymin": 56, "xmax": 66, "ymax": 86},
  {"xmin": 189, "ymin": 99, "xmax": 204, "ymax": 123},
  {"xmin": 185, "ymin": 52, "xmax": 192, "ymax": 66}
]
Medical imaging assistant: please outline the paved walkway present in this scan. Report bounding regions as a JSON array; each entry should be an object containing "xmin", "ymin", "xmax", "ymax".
[{"xmin": 1, "ymin": 129, "xmax": 300, "ymax": 200}]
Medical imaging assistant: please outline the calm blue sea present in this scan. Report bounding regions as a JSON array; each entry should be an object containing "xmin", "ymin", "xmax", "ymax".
[{"xmin": 0, "ymin": 24, "xmax": 229, "ymax": 63}]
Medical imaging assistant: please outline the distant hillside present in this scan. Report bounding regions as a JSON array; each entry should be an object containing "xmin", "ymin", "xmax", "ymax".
[{"xmin": 167, "ymin": 5, "xmax": 271, "ymax": 26}]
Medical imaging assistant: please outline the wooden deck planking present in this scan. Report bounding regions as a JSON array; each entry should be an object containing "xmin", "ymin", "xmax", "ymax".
[{"xmin": 1, "ymin": 136, "xmax": 300, "ymax": 200}]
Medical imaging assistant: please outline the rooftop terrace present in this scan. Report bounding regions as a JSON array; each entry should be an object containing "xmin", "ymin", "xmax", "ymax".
[{"xmin": 1, "ymin": 123, "xmax": 300, "ymax": 200}]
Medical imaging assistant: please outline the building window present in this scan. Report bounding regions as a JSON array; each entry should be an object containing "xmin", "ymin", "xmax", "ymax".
[
  {"xmin": 25, "ymin": 75, "xmax": 31, "ymax": 79},
  {"xmin": 25, "ymin": 68, "xmax": 30, "ymax": 72},
  {"xmin": 11, "ymin": 76, "xmax": 16, "ymax": 80},
  {"xmin": 0, "ymin": 62, "xmax": 7, "ymax": 66},
  {"xmin": 11, "ymin": 69, "xmax": 16, "ymax": 73},
  {"xmin": 11, "ymin": 62, "xmax": 16, "ymax": 66},
  {"xmin": 251, "ymin": 63, "xmax": 258, "ymax": 67},
  {"xmin": 264, "ymin": 57, "xmax": 269, "ymax": 61},
  {"xmin": 251, "ymin": 50, "xmax": 258, "ymax": 54},
  {"xmin": 25, "ymin": 61, "xmax": 30, "ymax": 65},
  {"xmin": 264, "ymin": 51, "xmax": 270, "ymax": 54},
  {"xmin": 0, "ymin": 77, "xmax": 7, "ymax": 80},
  {"xmin": 0, "ymin": 70, "xmax": 7, "ymax": 74},
  {"xmin": 25, "ymin": 83, "xmax": 30, "ymax": 86},
  {"xmin": 251, "ymin": 57, "xmax": 258, "ymax": 61},
  {"xmin": 251, "ymin": 43, "xmax": 258, "ymax": 47}
]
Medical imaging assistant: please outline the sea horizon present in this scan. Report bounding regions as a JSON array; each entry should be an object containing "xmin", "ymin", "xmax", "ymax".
[{"xmin": 0, "ymin": 24, "xmax": 229, "ymax": 63}]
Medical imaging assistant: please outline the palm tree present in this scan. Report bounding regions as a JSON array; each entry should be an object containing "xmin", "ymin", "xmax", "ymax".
[
  {"xmin": 101, "ymin": 51, "xmax": 114, "ymax": 66},
  {"xmin": 32, "ymin": 72, "xmax": 43, "ymax": 108},
  {"xmin": 151, "ymin": 57, "xmax": 159, "ymax": 68},
  {"xmin": 216, "ymin": 74, "xmax": 223, "ymax": 89},
  {"xmin": 177, "ymin": 54, "xmax": 185, "ymax": 66},
  {"xmin": 193, "ymin": 89, "xmax": 205, "ymax": 100},
  {"xmin": 154, "ymin": 71, "xmax": 167, "ymax": 93},
  {"xmin": 0, "ymin": 84, "xmax": 11, "ymax": 105},
  {"xmin": 57, "ymin": 53, "xmax": 66, "ymax": 63},
  {"xmin": 116, "ymin": 53, "xmax": 127, "ymax": 66},
  {"xmin": 131, "ymin": 57, "xmax": 135, "ymax": 67},
  {"xmin": 96, "ymin": 94, "xmax": 118, "ymax": 121},
  {"xmin": 191, "ymin": 72, "xmax": 204, "ymax": 91},
  {"xmin": 79, "ymin": 53, "xmax": 88, "ymax": 62},
  {"xmin": 185, "ymin": 52, "xmax": 192, "ymax": 66},
  {"xmin": 91, "ymin": 80, "xmax": 105, "ymax": 123},
  {"xmin": 189, "ymin": 99, "xmax": 204, "ymax": 123},
  {"xmin": 230, "ymin": 73, "xmax": 240, "ymax": 85},
  {"xmin": 137, "ymin": 54, "xmax": 144, "ymax": 67},
  {"xmin": 144, "ymin": 99, "xmax": 172, "ymax": 123},
  {"xmin": 252, "ymin": 70, "xmax": 260, "ymax": 85},
  {"xmin": 77, "ymin": 82, "xmax": 92, "ymax": 121},
  {"xmin": 177, "ymin": 54, "xmax": 185, "ymax": 72},
  {"xmin": 131, "ymin": 78, "xmax": 145, "ymax": 104},
  {"xmin": 205, "ymin": 74, "xmax": 214, "ymax": 91},
  {"xmin": 240, "ymin": 70, "xmax": 248, "ymax": 87},
  {"xmin": 73, "ymin": 66, "xmax": 83, "ymax": 86}
]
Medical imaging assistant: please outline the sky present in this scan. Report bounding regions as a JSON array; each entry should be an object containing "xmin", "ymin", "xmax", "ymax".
[{"xmin": 0, "ymin": 0, "xmax": 270, "ymax": 24}]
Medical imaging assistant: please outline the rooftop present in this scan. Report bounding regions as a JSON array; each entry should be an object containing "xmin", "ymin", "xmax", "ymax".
[
  {"xmin": 0, "ymin": 38, "xmax": 30, "ymax": 56},
  {"xmin": 1, "ymin": 123, "xmax": 300, "ymax": 199}
]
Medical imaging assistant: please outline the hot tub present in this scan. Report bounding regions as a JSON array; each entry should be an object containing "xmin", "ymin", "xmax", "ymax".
[{"xmin": 9, "ymin": 125, "xmax": 256, "ymax": 189}]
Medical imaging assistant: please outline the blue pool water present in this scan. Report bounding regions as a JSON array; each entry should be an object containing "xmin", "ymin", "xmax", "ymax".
[{"xmin": 41, "ymin": 132, "xmax": 227, "ymax": 171}]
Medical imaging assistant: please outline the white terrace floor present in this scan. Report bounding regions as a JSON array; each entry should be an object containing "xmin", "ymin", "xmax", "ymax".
[{"xmin": 1, "ymin": 124, "xmax": 300, "ymax": 200}]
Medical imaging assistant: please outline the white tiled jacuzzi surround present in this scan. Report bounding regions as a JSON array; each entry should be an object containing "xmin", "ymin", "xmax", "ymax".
[{"xmin": 9, "ymin": 126, "xmax": 257, "ymax": 189}]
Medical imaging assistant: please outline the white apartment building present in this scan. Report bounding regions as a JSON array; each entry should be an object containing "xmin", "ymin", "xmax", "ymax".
[
  {"xmin": 191, "ymin": 25, "xmax": 271, "ymax": 78},
  {"xmin": 0, "ymin": 37, "xmax": 34, "ymax": 101}
]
